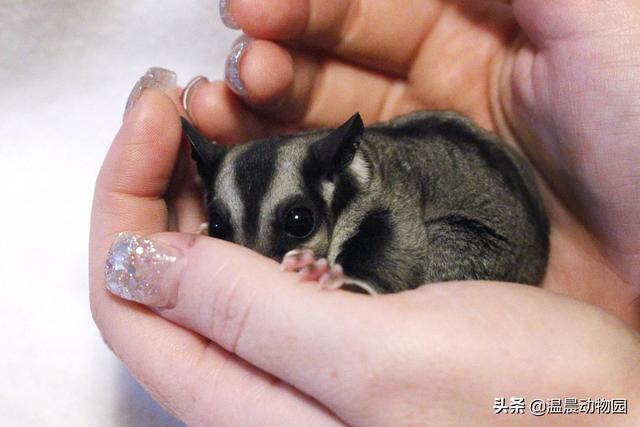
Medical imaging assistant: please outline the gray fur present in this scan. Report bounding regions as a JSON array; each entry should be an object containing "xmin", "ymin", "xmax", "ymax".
[{"xmin": 184, "ymin": 111, "xmax": 549, "ymax": 293}]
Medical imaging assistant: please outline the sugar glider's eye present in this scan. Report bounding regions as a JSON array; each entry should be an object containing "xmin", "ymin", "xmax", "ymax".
[
  {"xmin": 209, "ymin": 212, "xmax": 227, "ymax": 239},
  {"xmin": 283, "ymin": 207, "xmax": 316, "ymax": 238}
]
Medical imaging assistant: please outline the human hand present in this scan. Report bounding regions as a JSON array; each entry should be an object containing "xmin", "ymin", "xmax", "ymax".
[
  {"xmin": 97, "ymin": 229, "xmax": 640, "ymax": 426},
  {"xmin": 183, "ymin": 0, "xmax": 640, "ymax": 322},
  {"xmin": 89, "ymin": 0, "xmax": 640, "ymax": 425},
  {"xmin": 89, "ymin": 101, "xmax": 640, "ymax": 423}
]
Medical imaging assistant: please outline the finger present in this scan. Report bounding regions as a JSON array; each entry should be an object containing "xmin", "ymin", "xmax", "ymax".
[
  {"xmin": 225, "ymin": 0, "xmax": 438, "ymax": 75},
  {"xmin": 214, "ymin": 37, "xmax": 419, "ymax": 127},
  {"xmin": 159, "ymin": 87, "xmax": 209, "ymax": 233},
  {"xmin": 182, "ymin": 78, "xmax": 269, "ymax": 144},
  {"xmin": 90, "ymin": 87, "xmax": 183, "ymax": 352},
  {"xmin": 90, "ymin": 92, "xmax": 344, "ymax": 426},
  {"xmin": 104, "ymin": 231, "xmax": 640, "ymax": 425},
  {"xmin": 164, "ymin": 141, "xmax": 207, "ymax": 233},
  {"xmin": 92, "ymin": 89, "xmax": 181, "ymax": 242},
  {"xmin": 92, "ymin": 289, "xmax": 344, "ymax": 426},
  {"xmin": 103, "ymin": 232, "xmax": 393, "ymax": 417}
]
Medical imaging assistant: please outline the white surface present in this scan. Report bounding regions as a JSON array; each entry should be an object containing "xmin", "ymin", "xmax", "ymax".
[{"xmin": 0, "ymin": 1, "xmax": 236, "ymax": 425}]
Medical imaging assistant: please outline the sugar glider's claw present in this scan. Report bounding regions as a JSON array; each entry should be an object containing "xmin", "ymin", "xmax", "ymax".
[
  {"xmin": 280, "ymin": 248, "xmax": 316, "ymax": 272},
  {"xmin": 297, "ymin": 258, "xmax": 331, "ymax": 282},
  {"xmin": 318, "ymin": 264, "xmax": 345, "ymax": 290},
  {"xmin": 319, "ymin": 264, "xmax": 379, "ymax": 295}
]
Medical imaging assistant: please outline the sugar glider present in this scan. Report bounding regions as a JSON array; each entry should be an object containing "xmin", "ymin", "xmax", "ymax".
[{"xmin": 182, "ymin": 111, "xmax": 549, "ymax": 294}]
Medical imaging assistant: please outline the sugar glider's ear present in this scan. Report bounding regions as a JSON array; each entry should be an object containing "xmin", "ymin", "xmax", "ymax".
[
  {"xmin": 311, "ymin": 113, "xmax": 364, "ymax": 176},
  {"xmin": 181, "ymin": 117, "xmax": 226, "ymax": 182}
]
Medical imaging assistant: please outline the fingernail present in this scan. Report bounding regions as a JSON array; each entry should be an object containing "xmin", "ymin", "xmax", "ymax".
[
  {"xmin": 124, "ymin": 67, "xmax": 177, "ymax": 121},
  {"xmin": 225, "ymin": 35, "xmax": 253, "ymax": 96},
  {"xmin": 319, "ymin": 265, "xmax": 342, "ymax": 288},
  {"xmin": 181, "ymin": 75, "xmax": 209, "ymax": 121},
  {"xmin": 219, "ymin": 0, "xmax": 240, "ymax": 29},
  {"xmin": 104, "ymin": 232, "xmax": 181, "ymax": 307},
  {"xmin": 315, "ymin": 258, "xmax": 329, "ymax": 270}
]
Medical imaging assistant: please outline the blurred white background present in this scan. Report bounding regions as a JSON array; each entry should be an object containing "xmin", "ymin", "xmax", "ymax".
[{"xmin": 0, "ymin": 1, "xmax": 236, "ymax": 425}]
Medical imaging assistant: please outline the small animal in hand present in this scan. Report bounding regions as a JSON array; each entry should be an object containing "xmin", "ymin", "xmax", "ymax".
[{"xmin": 182, "ymin": 111, "xmax": 549, "ymax": 294}]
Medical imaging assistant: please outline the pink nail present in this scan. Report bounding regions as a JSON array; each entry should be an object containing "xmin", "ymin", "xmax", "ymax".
[
  {"xmin": 105, "ymin": 232, "xmax": 181, "ymax": 307},
  {"xmin": 225, "ymin": 35, "xmax": 253, "ymax": 96},
  {"xmin": 181, "ymin": 75, "xmax": 209, "ymax": 120},
  {"xmin": 219, "ymin": 0, "xmax": 240, "ymax": 29},
  {"xmin": 124, "ymin": 67, "xmax": 177, "ymax": 121}
]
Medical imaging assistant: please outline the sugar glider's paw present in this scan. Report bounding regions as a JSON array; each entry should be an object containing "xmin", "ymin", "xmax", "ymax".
[
  {"xmin": 280, "ymin": 249, "xmax": 377, "ymax": 295},
  {"xmin": 280, "ymin": 248, "xmax": 316, "ymax": 272}
]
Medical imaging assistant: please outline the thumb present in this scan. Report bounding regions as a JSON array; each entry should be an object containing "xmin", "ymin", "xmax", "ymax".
[{"xmin": 103, "ymin": 231, "xmax": 384, "ymax": 407}]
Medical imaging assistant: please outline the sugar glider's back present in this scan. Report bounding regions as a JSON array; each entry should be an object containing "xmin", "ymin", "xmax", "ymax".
[{"xmin": 334, "ymin": 111, "xmax": 549, "ymax": 292}]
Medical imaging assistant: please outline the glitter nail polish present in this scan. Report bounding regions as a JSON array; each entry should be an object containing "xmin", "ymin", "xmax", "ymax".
[
  {"xmin": 181, "ymin": 75, "xmax": 209, "ymax": 120},
  {"xmin": 219, "ymin": 0, "xmax": 240, "ymax": 29},
  {"xmin": 124, "ymin": 67, "xmax": 177, "ymax": 121},
  {"xmin": 104, "ymin": 233, "xmax": 180, "ymax": 307},
  {"xmin": 225, "ymin": 35, "xmax": 253, "ymax": 96}
]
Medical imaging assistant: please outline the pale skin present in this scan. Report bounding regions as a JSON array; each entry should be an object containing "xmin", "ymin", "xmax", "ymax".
[{"xmin": 89, "ymin": 0, "xmax": 640, "ymax": 425}]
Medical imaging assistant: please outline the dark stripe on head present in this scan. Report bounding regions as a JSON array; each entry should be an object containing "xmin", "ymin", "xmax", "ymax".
[
  {"xmin": 301, "ymin": 145, "xmax": 333, "ymax": 228},
  {"xmin": 234, "ymin": 138, "xmax": 281, "ymax": 245},
  {"xmin": 199, "ymin": 152, "xmax": 226, "ymax": 236}
]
